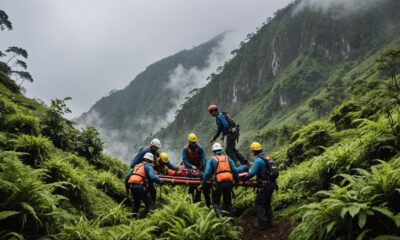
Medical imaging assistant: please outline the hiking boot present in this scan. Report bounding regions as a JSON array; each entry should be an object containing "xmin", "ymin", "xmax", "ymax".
[{"xmin": 252, "ymin": 223, "xmax": 267, "ymax": 230}]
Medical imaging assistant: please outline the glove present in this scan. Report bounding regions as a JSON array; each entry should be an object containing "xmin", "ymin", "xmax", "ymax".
[
  {"xmin": 220, "ymin": 136, "xmax": 224, "ymax": 141},
  {"xmin": 197, "ymin": 183, "xmax": 204, "ymax": 191}
]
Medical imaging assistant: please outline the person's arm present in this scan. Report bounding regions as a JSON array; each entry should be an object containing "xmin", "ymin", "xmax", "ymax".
[
  {"xmin": 181, "ymin": 148, "xmax": 193, "ymax": 168},
  {"xmin": 212, "ymin": 117, "xmax": 223, "ymax": 141},
  {"xmin": 125, "ymin": 169, "xmax": 133, "ymax": 196},
  {"xmin": 146, "ymin": 165, "xmax": 163, "ymax": 184},
  {"xmin": 166, "ymin": 161, "xmax": 178, "ymax": 171},
  {"xmin": 199, "ymin": 146, "xmax": 207, "ymax": 167},
  {"xmin": 220, "ymin": 115, "xmax": 230, "ymax": 136},
  {"xmin": 236, "ymin": 164, "xmax": 249, "ymax": 173},
  {"xmin": 201, "ymin": 159, "xmax": 215, "ymax": 184},
  {"xmin": 243, "ymin": 159, "xmax": 261, "ymax": 181},
  {"xmin": 130, "ymin": 149, "xmax": 147, "ymax": 168},
  {"xmin": 228, "ymin": 158, "xmax": 239, "ymax": 181}
]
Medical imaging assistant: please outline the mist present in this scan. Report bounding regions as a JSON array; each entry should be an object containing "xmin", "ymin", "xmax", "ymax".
[{"xmin": 293, "ymin": 0, "xmax": 383, "ymax": 14}]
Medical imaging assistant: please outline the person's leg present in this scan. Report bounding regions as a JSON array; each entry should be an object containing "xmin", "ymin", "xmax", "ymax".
[
  {"xmin": 222, "ymin": 182, "xmax": 234, "ymax": 217},
  {"xmin": 194, "ymin": 188, "xmax": 201, "ymax": 203},
  {"xmin": 143, "ymin": 188, "xmax": 154, "ymax": 217},
  {"xmin": 264, "ymin": 184, "xmax": 275, "ymax": 225},
  {"xmin": 212, "ymin": 183, "xmax": 222, "ymax": 217},
  {"xmin": 254, "ymin": 186, "xmax": 268, "ymax": 229},
  {"xmin": 147, "ymin": 183, "xmax": 157, "ymax": 202},
  {"xmin": 131, "ymin": 187, "xmax": 141, "ymax": 218},
  {"xmin": 203, "ymin": 183, "xmax": 211, "ymax": 208},
  {"xmin": 225, "ymin": 134, "xmax": 238, "ymax": 163}
]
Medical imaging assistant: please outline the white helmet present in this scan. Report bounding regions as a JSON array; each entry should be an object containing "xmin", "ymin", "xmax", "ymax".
[
  {"xmin": 212, "ymin": 142, "xmax": 223, "ymax": 151},
  {"xmin": 143, "ymin": 152, "xmax": 154, "ymax": 161},
  {"xmin": 150, "ymin": 138, "xmax": 161, "ymax": 148}
]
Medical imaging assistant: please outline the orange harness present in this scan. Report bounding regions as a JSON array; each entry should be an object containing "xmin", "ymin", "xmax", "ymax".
[
  {"xmin": 128, "ymin": 163, "xmax": 147, "ymax": 185},
  {"xmin": 213, "ymin": 155, "xmax": 233, "ymax": 182}
]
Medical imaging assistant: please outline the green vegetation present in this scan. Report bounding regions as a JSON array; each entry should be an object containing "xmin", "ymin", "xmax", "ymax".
[{"xmin": 1, "ymin": 1, "xmax": 400, "ymax": 239}]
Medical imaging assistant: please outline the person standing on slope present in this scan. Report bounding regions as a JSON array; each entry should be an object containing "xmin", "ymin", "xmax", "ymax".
[
  {"xmin": 199, "ymin": 142, "xmax": 239, "ymax": 217},
  {"xmin": 130, "ymin": 138, "xmax": 162, "ymax": 202},
  {"xmin": 181, "ymin": 133, "xmax": 210, "ymax": 207},
  {"xmin": 125, "ymin": 152, "xmax": 163, "ymax": 218},
  {"xmin": 208, "ymin": 104, "xmax": 247, "ymax": 165},
  {"xmin": 243, "ymin": 142, "xmax": 279, "ymax": 230}
]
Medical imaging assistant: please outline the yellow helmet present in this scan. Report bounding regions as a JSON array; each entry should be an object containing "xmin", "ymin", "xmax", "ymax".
[
  {"xmin": 250, "ymin": 142, "xmax": 263, "ymax": 151},
  {"xmin": 188, "ymin": 133, "xmax": 198, "ymax": 143},
  {"xmin": 159, "ymin": 152, "xmax": 169, "ymax": 163}
]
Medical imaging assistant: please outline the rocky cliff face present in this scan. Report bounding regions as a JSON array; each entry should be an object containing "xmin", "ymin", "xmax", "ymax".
[{"xmin": 156, "ymin": 0, "xmax": 400, "ymax": 156}]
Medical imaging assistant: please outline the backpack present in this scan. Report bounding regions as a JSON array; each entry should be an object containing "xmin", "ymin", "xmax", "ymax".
[
  {"xmin": 259, "ymin": 155, "xmax": 279, "ymax": 181},
  {"xmin": 221, "ymin": 112, "xmax": 237, "ymax": 128}
]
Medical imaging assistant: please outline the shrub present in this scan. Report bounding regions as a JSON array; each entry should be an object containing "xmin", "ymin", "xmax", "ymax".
[
  {"xmin": 41, "ymin": 157, "xmax": 92, "ymax": 215},
  {"xmin": 0, "ymin": 151, "xmax": 68, "ymax": 239},
  {"xmin": 41, "ymin": 97, "xmax": 78, "ymax": 151},
  {"xmin": 0, "ymin": 98, "xmax": 16, "ymax": 125},
  {"xmin": 10, "ymin": 134, "xmax": 53, "ymax": 166},
  {"xmin": 97, "ymin": 154, "xmax": 129, "ymax": 178},
  {"xmin": 5, "ymin": 113, "xmax": 40, "ymax": 136},
  {"xmin": 289, "ymin": 159, "xmax": 400, "ymax": 240},
  {"xmin": 330, "ymin": 100, "xmax": 361, "ymax": 130},
  {"xmin": 95, "ymin": 171, "xmax": 126, "ymax": 203},
  {"xmin": 75, "ymin": 127, "xmax": 104, "ymax": 165},
  {"xmin": 286, "ymin": 121, "xmax": 335, "ymax": 166}
]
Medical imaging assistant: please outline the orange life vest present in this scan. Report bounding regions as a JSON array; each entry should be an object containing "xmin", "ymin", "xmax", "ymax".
[
  {"xmin": 186, "ymin": 144, "xmax": 204, "ymax": 169},
  {"xmin": 213, "ymin": 155, "xmax": 233, "ymax": 182},
  {"xmin": 128, "ymin": 163, "xmax": 147, "ymax": 185}
]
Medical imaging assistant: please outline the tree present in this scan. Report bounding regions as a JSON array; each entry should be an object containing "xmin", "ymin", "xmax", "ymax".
[
  {"xmin": 0, "ymin": 10, "xmax": 12, "ymax": 31},
  {"xmin": 377, "ymin": 48, "xmax": 400, "ymax": 91},
  {"xmin": 5, "ymin": 46, "xmax": 28, "ymax": 63},
  {"xmin": 13, "ymin": 71, "xmax": 34, "ymax": 85}
]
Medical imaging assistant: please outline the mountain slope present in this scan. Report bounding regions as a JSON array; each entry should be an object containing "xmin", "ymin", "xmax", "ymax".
[
  {"xmin": 157, "ymin": 0, "xmax": 400, "ymax": 157},
  {"xmin": 77, "ymin": 33, "xmax": 229, "ymax": 161}
]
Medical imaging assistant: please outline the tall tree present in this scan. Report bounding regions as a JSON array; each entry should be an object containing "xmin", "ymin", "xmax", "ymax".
[
  {"xmin": 377, "ymin": 48, "xmax": 400, "ymax": 91},
  {"xmin": 0, "ymin": 10, "xmax": 12, "ymax": 31}
]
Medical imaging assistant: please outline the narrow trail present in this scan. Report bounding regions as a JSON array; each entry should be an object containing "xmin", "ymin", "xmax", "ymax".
[{"xmin": 240, "ymin": 217, "xmax": 294, "ymax": 240}]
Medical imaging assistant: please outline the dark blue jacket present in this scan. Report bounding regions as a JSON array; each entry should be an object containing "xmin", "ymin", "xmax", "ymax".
[
  {"xmin": 202, "ymin": 151, "xmax": 239, "ymax": 184},
  {"xmin": 213, "ymin": 112, "xmax": 230, "ymax": 139},
  {"xmin": 182, "ymin": 144, "xmax": 207, "ymax": 169},
  {"xmin": 243, "ymin": 153, "xmax": 269, "ymax": 181},
  {"xmin": 125, "ymin": 164, "xmax": 163, "ymax": 189},
  {"xmin": 130, "ymin": 147, "xmax": 157, "ymax": 168}
]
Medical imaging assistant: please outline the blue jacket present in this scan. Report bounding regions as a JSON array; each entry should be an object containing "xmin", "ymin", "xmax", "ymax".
[
  {"xmin": 243, "ymin": 153, "xmax": 269, "ymax": 181},
  {"xmin": 213, "ymin": 112, "xmax": 230, "ymax": 139},
  {"xmin": 182, "ymin": 144, "xmax": 207, "ymax": 169},
  {"xmin": 130, "ymin": 147, "xmax": 157, "ymax": 168},
  {"xmin": 125, "ymin": 164, "xmax": 163, "ymax": 188},
  {"xmin": 202, "ymin": 151, "xmax": 239, "ymax": 184}
]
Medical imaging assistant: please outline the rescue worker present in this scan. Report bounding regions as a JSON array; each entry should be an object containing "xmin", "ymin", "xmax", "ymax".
[
  {"xmin": 130, "ymin": 138, "xmax": 162, "ymax": 202},
  {"xmin": 199, "ymin": 142, "xmax": 239, "ymax": 217},
  {"xmin": 243, "ymin": 142, "xmax": 277, "ymax": 229},
  {"xmin": 207, "ymin": 105, "xmax": 247, "ymax": 165},
  {"xmin": 181, "ymin": 133, "xmax": 210, "ymax": 207},
  {"xmin": 125, "ymin": 152, "xmax": 163, "ymax": 218},
  {"xmin": 153, "ymin": 152, "xmax": 178, "ymax": 175}
]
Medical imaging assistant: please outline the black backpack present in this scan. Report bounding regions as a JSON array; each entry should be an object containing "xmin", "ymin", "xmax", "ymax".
[
  {"xmin": 221, "ymin": 112, "xmax": 237, "ymax": 128},
  {"xmin": 259, "ymin": 155, "xmax": 279, "ymax": 181}
]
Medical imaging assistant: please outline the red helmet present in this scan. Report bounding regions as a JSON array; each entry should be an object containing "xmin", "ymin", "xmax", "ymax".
[{"xmin": 208, "ymin": 104, "xmax": 218, "ymax": 113}]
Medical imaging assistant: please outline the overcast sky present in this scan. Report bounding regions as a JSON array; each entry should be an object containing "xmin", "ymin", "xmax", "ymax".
[{"xmin": 0, "ymin": 0, "xmax": 292, "ymax": 118}]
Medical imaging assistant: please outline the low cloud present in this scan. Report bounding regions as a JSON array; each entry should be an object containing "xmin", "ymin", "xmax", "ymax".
[{"xmin": 293, "ymin": 0, "xmax": 382, "ymax": 15}]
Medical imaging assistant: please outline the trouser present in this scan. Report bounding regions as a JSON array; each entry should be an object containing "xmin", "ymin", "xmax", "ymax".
[
  {"xmin": 213, "ymin": 181, "xmax": 234, "ymax": 217},
  {"xmin": 226, "ymin": 131, "xmax": 247, "ymax": 165},
  {"xmin": 203, "ymin": 183, "xmax": 211, "ymax": 208},
  {"xmin": 148, "ymin": 182, "xmax": 157, "ymax": 202},
  {"xmin": 255, "ymin": 182, "xmax": 275, "ymax": 228},
  {"xmin": 130, "ymin": 185, "xmax": 154, "ymax": 217},
  {"xmin": 189, "ymin": 186, "xmax": 201, "ymax": 203}
]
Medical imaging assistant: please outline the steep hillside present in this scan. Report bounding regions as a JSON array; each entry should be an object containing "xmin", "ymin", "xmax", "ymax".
[
  {"xmin": 0, "ymin": 72, "xmax": 241, "ymax": 240},
  {"xmin": 157, "ymin": 0, "xmax": 400, "ymax": 157},
  {"xmin": 77, "ymin": 33, "xmax": 229, "ymax": 162}
]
